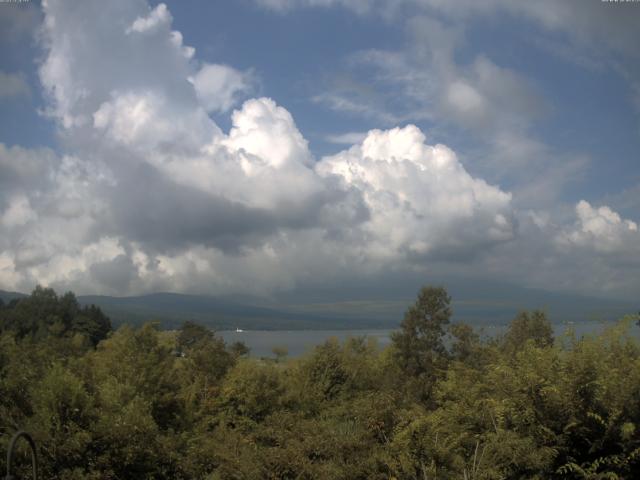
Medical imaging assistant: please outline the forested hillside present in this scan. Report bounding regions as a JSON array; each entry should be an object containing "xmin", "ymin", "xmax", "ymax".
[{"xmin": 1, "ymin": 287, "xmax": 639, "ymax": 479}]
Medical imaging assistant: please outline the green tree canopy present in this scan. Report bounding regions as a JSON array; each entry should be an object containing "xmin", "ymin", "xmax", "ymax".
[
  {"xmin": 2, "ymin": 287, "xmax": 640, "ymax": 479},
  {"xmin": 391, "ymin": 285, "xmax": 452, "ymax": 402},
  {"xmin": 0, "ymin": 286, "xmax": 111, "ymax": 346},
  {"xmin": 503, "ymin": 310, "xmax": 554, "ymax": 354}
]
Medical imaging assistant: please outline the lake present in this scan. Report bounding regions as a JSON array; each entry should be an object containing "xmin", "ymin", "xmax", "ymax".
[{"xmin": 218, "ymin": 319, "xmax": 638, "ymax": 358}]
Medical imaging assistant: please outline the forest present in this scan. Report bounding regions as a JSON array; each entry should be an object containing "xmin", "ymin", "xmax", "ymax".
[{"xmin": 1, "ymin": 286, "xmax": 639, "ymax": 479}]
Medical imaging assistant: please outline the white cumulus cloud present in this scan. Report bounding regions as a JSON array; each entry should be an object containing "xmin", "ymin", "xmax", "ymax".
[
  {"xmin": 191, "ymin": 63, "xmax": 256, "ymax": 113},
  {"xmin": 127, "ymin": 3, "xmax": 171, "ymax": 34},
  {"xmin": 557, "ymin": 200, "xmax": 639, "ymax": 254},
  {"xmin": 317, "ymin": 125, "xmax": 515, "ymax": 261}
]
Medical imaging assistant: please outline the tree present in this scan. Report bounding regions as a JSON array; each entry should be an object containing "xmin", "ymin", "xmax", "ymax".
[
  {"xmin": 175, "ymin": 322, "xmax": 236, "ymax": 415},
  {"xmin": 177, "ymin": 320, "xmax": 213, "ymax": 353},
  {"xmin": 0, "ymin": 286, "xmax": 111, "ymax": 345},
  {"xmin": 391, "ymin": 285, "xmax": 452, "ymax": 401},
  {"xmin": 229, "ymin": 341, "xmax": 250, "ymax": 359},
  {"xmin": 449, "ymin": 322, "xmax": 481, "ymax": 363},
  {"xmin": 219, "ymin": 359, "xmax": 284, "ymax": 422},
  {"xmin": 74, "ymin": 304, "xmax": 111, "ymax": 346},
  {"xmin": 272, "ymin": 346, "xmax": 288, "ymax": 362},
  {"xmin": 502, "ymin": 310, "xmax": 554, "ymax": 354},
  {"xmin": 301, "ymin": 338, "xmax": 348, "ymax": 401}
]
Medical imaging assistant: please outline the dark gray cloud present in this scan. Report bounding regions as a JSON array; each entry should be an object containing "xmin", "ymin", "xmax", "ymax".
[
  {"xmin": 89, "ymin": 254, "xmax": 137, "ymax": 294},
  {"xmin": 105, "ymin": 162, "xmax": 283, "ymax": 253}
]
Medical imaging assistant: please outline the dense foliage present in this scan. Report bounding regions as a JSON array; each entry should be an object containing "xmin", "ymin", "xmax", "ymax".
[
  {"xmin": 1, "ymin": 286, "xmax": 639, "ymax": 479},
  {"xmin": 0, "ymin": 286, "xmax": 111, "ymax": 346}
]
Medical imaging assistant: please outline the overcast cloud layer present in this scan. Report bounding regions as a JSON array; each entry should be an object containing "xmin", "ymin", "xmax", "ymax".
[{"xmin": 0, "ymin": 0, "xmax": 639, "ymax": 300}]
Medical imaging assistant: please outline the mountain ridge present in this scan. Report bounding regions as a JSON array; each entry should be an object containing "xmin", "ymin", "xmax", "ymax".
[{"xmin": 1, "ymin": 286, "xmax": 636, "ymax": 331}]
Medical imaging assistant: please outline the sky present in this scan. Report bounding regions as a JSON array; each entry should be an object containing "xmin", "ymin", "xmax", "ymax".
[{"xmin": 0, "ymin": 0, "xmax": 639, "ymax": 302}]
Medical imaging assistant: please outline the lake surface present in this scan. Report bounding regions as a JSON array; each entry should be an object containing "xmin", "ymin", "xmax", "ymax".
[
  {"xmin": 219, "ymin": 329, "xmax": 395, "ymax": 358},
  {"xmin": 219, "ymin": 319, "xmax": 638, "ymax": 358}
]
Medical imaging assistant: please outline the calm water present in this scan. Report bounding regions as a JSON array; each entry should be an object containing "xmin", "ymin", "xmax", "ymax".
[
  {"xmin": 219, "ymin": 320, "xmax": 638, "ymax": 358},
  {"xmin": 219, "ymin": 329, "xmax": 395, "ymax": 358}
]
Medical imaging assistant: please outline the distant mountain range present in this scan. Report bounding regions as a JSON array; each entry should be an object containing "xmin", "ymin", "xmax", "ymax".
[
  {"xmin": 1, "ymin": 285, "xmax": 636, "ymax": 331},
  {"xmin": 0, "ymin": 289, "xmax": 25, "ymax": 303}
]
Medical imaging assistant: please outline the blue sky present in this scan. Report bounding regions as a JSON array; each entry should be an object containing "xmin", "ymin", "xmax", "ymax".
[{"xmin": 0, "ymin": 0, "xmax": 639, "ymax": 301}]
